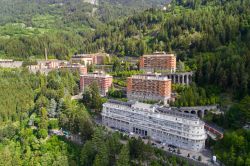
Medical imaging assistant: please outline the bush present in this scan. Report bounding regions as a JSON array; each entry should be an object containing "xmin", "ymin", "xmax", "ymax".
[
  {"xmin": 38, "ymin": 129, "xmax": 48, "ymax": 139},
  {"xmin": 48, "ymin": 119, "xmax": 59, "ymax": 129},
  {"xmin": 108, "ymin": 89, "xmax": 125, "ymax": 98}
]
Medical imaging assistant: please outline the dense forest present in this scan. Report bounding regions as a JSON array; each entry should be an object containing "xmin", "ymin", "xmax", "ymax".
[
  {"xmin": 80, "ymin": 0, "xmax": 250, "ymax": 164},
  {"xmin": 0, "ymin": 68, "xmax": 191, "ymax": 165},
  {"xmin": 0, "ymin": 0, "xmax": 166, "ymax": 26},
  {"xmin": 0, "ymin": 68, "xmax": 87, "ymax": 164},
  {"xmin": 0, "ymin": 0, "xmax": 167, "ymax": 59},
  {"xmin": 1, "ymin": 0, "xmax": 250, "ymax": 165},
  {"xmin": 83, "ymin": 0, "xmax": 250, "ymax": 98},
  {"xmin": 84, "ymin": 0, "xmax": 250, "ymax": 58}
]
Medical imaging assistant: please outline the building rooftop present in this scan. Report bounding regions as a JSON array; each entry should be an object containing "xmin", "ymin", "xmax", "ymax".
[
  {"xmin": 35, "ymin": 60, "xmax": 68, "ymax": 64},
  {"xmin": 130, "ymin": 74, "xmax": 171, "ymax": 81},
  {"xmin": 0, "ymin": 59, "xmax": 14, "ymax": 62},
  {"xmin": 108, "ymin": 99, "xmax": 136, "ymax": 107},
  {"xmin": 132, "ymin": 102, "xmax": 155, "ymax": 110},
  {"xmin": 157, "ymin": 107, "xmax": 199, "ymax": 120},
  {"xmin": 106, "ymin": 100, "xmax": 200, "ymax": 120},
  {"xmin": 61, "ymin": 63, "xmax": 85, "ymax": 68},
  {"xmin": 72, "ymin": 54, "xmax": 93, "ymax": 58},
  {"xmin": 81, "ymin": 72, "xmax": 112, "ymax": 78},
  {"xmin": 143, "ymin": 52, "xmax": 175, "ymax": 57},
  {"xmin": 72, "ymin": 53, "xmax": 109, "ymax": 58}
]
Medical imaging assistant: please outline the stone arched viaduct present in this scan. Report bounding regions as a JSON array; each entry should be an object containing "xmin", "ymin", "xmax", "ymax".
[
  {"xmin": 172, "ymin": 105, "xmax": 219, "ymax": 118},
  {"xmin": 163, "ymin": 72, "xmax": 193, "ymax": 85}
]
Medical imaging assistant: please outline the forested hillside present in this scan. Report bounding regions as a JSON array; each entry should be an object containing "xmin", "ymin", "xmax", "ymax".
[
  {"xmin": 0, "ymin": 67, "xmax": 191, "ymax": 165},
  {"xmin": 83, "ymin": 0, "xmax": 250, "ymax": 98},
  {"xmin": 80, "ymin": 1, "xmax": 250, "ymax": 164},
  {"xmin": 0, "ymin": 0, "xmax": 166, "ymax": 26},
  {"xmin": 0, "ymin": 0, "xmax": 167, "ymax": 59},
  {"xmin": 1, "ymin": 0, "xmax": 250, "ymax": 165},
  {"xmin": 85, "ymin": 0, "xmax": 250, "ymax": 57},
  {"xmin": 0, "ymin": 69, "xmax": 37, "ymax": 122},
  {"xmin": 0, "ymin": 68, "xmax": 87, "ymax": 164},
  {"xmin": 0, "ymin": 68, "xmax": 80, "ymax": 123},
  {"xmin": 99, "ymin": 0, "xmax": 167, "ymax": 8}
]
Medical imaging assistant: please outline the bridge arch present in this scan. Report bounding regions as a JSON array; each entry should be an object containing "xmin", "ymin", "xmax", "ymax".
[
  {"xmin": 175, "ymin": 75, "xmax": 178, "ymax": 82},
  {"xmin": 184, "ymin": 75, "xmax": 187, "ymax": 84},
  {"xmin": 204, "ymin": 109, "xmax": 208, "ymax": 115},
  {"xmin": 191, "ymin": 110, "xmax": 196, "ymax": 114},
  {"xmin": 198, "ymin": 110, "xmax": 203, "ymax": 118}
]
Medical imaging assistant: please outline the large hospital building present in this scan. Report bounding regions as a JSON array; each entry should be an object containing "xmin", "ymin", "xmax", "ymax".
[{"xmin": 102, "ymin": 100, "xmax": 207, "ymax": 152}]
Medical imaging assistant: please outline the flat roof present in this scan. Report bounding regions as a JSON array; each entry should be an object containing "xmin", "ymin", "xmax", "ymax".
[
  {"xmin": 0, "ymin": 59, "xmax": 14, "ymax": 62},
  {"xmin": 143, "ymin": 53, "xmax": 175, "ymax": 57},
  {"xmin": 61, "ymin": 64, "xmax": 86, "ymax": 68},
  {"xmin": 130, "ymin": 74, "xmax": 171, "ymax": 81},
  {"xmin": 72, "ymin": 53, "xmax": 109, "ymax": 58},
  {"xmin": 105, "ymin": 100, "xmax": 200, "ymax": 120},
  {"xmin": 36, "ymin": 60, "xmax": 67, "ymax": 63},
  {"xmin": 81, "ymin": 73, "xmax": 112, "ymax": 78},
  {"xmin": 157, "ymin": 107, "xmax": 199, "ymax": 120},
  {"xmin": 132, "ymin": 102, "xmax": 154, "ymax": 110},
  {"xmin": 107, "ymin": 99, "xmax": 136, "ymax": 107}
]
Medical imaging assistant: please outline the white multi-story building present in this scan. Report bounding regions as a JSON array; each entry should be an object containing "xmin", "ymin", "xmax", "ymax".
[{"xmin": 102, "ymin": 100, "xmax": 207, "ymax": 152}]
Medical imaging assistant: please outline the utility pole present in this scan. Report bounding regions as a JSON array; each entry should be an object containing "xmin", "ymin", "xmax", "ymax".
[{"xmin": 45, "ymin": 48, "xmax": 48, "ymax": 61}]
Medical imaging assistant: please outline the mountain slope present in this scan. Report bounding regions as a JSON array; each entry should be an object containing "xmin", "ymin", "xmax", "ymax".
[
  {"xmin": 99, "ymin": 0, "xmax": 168, "ymax": 8},
  {"xmin": 82, "ymin": 0, "xmax": 250, "ymax": 97},
  {"xmin": 84, "ymin": 0, "xmax": 250, "ymax": 57},
  {"xmin": 0, "ymin": 0, "xmax": 169, "ymax": 59},
  {"xmin": 0, "ymin": 0, "xmax": 168, "ymax": 27}
]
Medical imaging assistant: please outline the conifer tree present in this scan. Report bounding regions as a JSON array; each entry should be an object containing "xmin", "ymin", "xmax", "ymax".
[{"xmin": 117, "ymin": 144, "xmax": 130, "ymax": 166}]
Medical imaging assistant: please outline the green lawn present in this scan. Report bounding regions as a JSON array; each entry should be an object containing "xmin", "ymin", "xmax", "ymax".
[
  {"xmin": 32, "ymin": 14, "xmax": 57, "ymax": 28},
  {"xmin": 0, "ymin": 23, "xmax": 48, "ymax": 37}
]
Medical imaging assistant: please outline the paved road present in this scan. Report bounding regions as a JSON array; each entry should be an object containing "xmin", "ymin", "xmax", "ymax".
[
  {"xmin": 138, "ymin": 138, "xmax": 214, "ymax": 165},
  {"xmin": 71, "ymin": 93, "xmax": 83, "ymax": 100}
]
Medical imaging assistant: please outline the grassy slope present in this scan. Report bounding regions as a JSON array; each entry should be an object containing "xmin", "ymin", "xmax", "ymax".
[{"xmin": 0, "ymin": 0, "xmax": 168, "ymax": 37}]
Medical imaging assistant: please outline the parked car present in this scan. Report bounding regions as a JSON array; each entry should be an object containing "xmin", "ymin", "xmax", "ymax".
[
  {"xmin": 168, "ymin": 144, "xmax": 177, "ymax": 149},
  {"xmin": 155, "ymin": 140, "xmax": 161, "ymax": 144}
]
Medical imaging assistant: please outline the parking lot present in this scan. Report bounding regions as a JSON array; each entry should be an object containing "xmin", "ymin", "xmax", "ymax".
[{"xmin": 144, "ymin": 139, "xmax": 212, "ymax": 164}]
